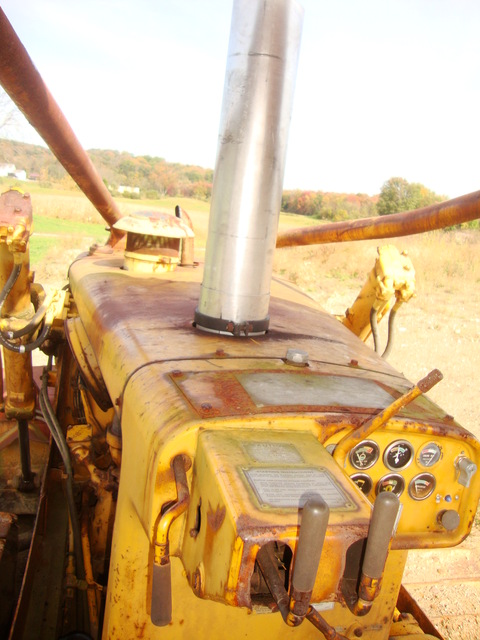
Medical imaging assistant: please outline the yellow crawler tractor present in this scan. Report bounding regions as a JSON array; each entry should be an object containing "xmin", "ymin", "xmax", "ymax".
[{"xmin": 0, "ymin": 2, "xmax": 479, "ymax": 639}]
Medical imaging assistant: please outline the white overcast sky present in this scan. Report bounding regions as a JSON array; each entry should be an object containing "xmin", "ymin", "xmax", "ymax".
[{"xmin": 2, "ymin": 0, "xmax": 480, "ymax": 198}]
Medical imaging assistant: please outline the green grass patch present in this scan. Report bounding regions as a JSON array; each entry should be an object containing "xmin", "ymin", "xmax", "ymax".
[
  {"xmin": 30, "ymin": 236, "xmax": 62, "ymax": 265},
  {"xmin": 33, "ymin": 215, "xmax": 107, "ymax": 239},
  {"xmin": 30, "ymin": 216, "xmax": 108, "ymax": 264}
]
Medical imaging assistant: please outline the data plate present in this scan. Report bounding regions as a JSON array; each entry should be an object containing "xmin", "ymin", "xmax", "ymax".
[{"xmin": 242, "ymin": 466, "xmax": 355, "ymax": 511}]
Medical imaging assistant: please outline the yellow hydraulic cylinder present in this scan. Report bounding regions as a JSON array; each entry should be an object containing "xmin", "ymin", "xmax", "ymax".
[
  {"xmin": 342, "ymin": 245, "xmax": 415, "ymax": 342},
  {"xmin": 0, "ymin": 190, "xmax": 36, "ymax": 419}
]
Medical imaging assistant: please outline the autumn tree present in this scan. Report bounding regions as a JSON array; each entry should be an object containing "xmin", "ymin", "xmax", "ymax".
[
  {"xmin": 0, "ymin": 89, "xmax": 18, "ymax": 135},
  {"xmin": 377, "ymin": 177, "xmax": 444, "ymax": 216}
]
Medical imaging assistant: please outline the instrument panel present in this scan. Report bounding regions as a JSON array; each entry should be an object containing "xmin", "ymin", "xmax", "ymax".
[{"xmin": 331, "ymin": 424, "xmax": 479, "ymax": 547}]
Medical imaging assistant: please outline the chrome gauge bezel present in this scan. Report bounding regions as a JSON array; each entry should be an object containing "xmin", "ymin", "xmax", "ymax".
[
  {"xmin": 376, "ymin": 473, "xmax": 405, "ymax": 497},
  {"xmin": 417, "ymin": 442, "xmax": 442, "ymax": 468},
  {"xmin": 383, "ymin": 439, "xmax": 414, "ymax": 471},
  {"xmin": 408, "ymin": 473, "xmax": 436, "ymax": 501},
  {"xmin": 349, "ymin": 440, "xmax": 380, "ymax": 470},
  {"xmin": 350, "ymin": 473, "xmax": 373, "ymax": 495}
]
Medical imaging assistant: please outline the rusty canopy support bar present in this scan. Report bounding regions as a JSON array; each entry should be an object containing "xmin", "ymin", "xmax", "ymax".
[
  {"xmin": 276, "ymin": 190, "xmax": 480, "ymax": 248},
  {"xmin": 0, "ymin": 9, "xmax": 124, "ymax": 246}
]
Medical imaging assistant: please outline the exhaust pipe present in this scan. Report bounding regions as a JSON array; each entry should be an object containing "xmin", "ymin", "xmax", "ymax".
[{"xmin": 194, "ymin": 0, "xmax": 303, "ymax": 336}]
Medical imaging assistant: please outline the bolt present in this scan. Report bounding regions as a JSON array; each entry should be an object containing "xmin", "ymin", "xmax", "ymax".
[
  {"xmin": 201, "ymin": 402, "xmax": 212, "ymax": 411},
  {"xmin": 354, "ymin": 628, "xmax": 363, "ymax": 638},
  {"xmin": 215, "ymin": 349, "xmax": 226, "ymax": 357},
  {"xmin": 349, "ymin": 359, "xmax": 359, "ymax": 367},
  {"xmin": 171, "ymin": 369, "xmax": 183, "ymax": 378},
  {"xmin": 285, "ymin": 348, "xmax": 308, "ymax": 366},
  {"xmin": 192, "ymin": 568, "xmax": 202, "ymax": 594}
]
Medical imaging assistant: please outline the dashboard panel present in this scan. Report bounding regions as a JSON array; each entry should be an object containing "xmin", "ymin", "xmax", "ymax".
[{"xmin": 328, "ymin": 419, "xmax": 480, "ymax": 548}]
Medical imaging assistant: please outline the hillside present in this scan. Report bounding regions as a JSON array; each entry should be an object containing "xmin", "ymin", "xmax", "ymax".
[
  {"xmin": 0, "ymin": 138, "xmax": 213, "ymax": 200},
  {"xmin": 0, "ymin": 138, "xmax": 379, "ymax": 220}
]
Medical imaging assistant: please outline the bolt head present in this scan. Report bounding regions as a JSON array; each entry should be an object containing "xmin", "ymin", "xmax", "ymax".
[{"xmin": 285, "ymin": 348, "xmax": 309, "ymax": 366}]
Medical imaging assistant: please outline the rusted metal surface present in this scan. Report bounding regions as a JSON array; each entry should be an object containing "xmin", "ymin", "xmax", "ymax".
[
  {"xmin": 256, "ymin": 544, "xmax": 290, "ymax": 620},
  {"xmin": 114, "ymin": 211, "xmax": 194, "ymax": 239},
  {"xmin": 67, "ymin": 253, "xmax": 409, "ymax": 405},
  {"xmin": 276, "ymin": 189, "xmax": 480, "ymax": 248},
  {"xmin": 256, "ymin": 544, "xmax": 349, "ymax": 639},
  {"xmin": 0, "ymin": 511, "xmax": 17, "ymax": 637},
  {"xmin": 396, "ymin": 585, "xmax": 444, "ymax": 639},
  {"xmin": 0, "ymin": 9, "xmax": 124, "ymax": 246},
  {"xmin": 305, "ymin": 608, "xmax": 349, "ymax": 640},
  {"xmin": 81, "ymin": 492, "xmax": 100, "ymax": 639},
  {"xmin": 0, "ymin": 190, "xmax": 32, "ymax": 254}
]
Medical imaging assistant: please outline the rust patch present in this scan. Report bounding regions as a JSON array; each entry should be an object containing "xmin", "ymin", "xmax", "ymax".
[{"xmin": 207, "ymin": 503, "xmax": 226, "ymax": 532}]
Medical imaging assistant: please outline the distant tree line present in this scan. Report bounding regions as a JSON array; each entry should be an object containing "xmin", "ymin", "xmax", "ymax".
[
  {"xmin": 0, "ymin": 139, "xmax": 213, "ymax": 200},
  {"xmin": 282, "ymin": 190, "xmax": 377, "ymax": 221},
  {"xmin": 2, "ymin": 139, "xmax": 453, "ymax": 222}
]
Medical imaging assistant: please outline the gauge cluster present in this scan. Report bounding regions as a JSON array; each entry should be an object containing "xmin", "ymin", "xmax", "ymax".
[
  {"xmin": 348, "ymin": 438, "xmax": 442, "ymax": 500},
  {"xmin": 348, "ymin": 438, "xmax": 440, "ymax": 501},
  {"xmin": 335, "ymin": 428, "xmax": 479, "ymax": 544}
]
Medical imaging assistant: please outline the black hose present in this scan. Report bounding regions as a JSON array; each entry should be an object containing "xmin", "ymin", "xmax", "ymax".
[
  {"xmin": 0, "ymin": 262, "xmax": 52, "ymax": 351},
  {"xmin": 0, "ymin": 319, "xmax": 51, "ymax": 352},
  {"xmin": 4, "ymin": 295, "xmax": 49, "ymax": 338},
  {"xmin": 39, "ymin": 361, "xmax": 87, "ymax": 587},
  {"xmin": 0, "ymin": 262, "xmax": 21, "ymax": 309},
  {"xmin": 381, "ymin": 307, "xmax": 398, "ymax": 359},
  {"xmin": 369, "ymin": 307, "xmax": 380, "ymax": 353}
]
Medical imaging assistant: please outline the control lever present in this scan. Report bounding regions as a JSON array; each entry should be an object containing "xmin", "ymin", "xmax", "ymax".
[
  {"xmin": 352, "ymin": 491, "xmax": 400, "ymax": 616},
  {"xmin": 455, "ymin": 456, "xmax": 477, "ymax": 488},
  {"xmin": 333, "ymin": 369, "xmax": 443, "ymax": 467},
  {"xmin": 256, "ymin": 498, "xmax": 349, "ymax": 639},
  {"xmin": 151, "ymin": 455, "xmax": 190, "ymax": 626},
  {"xmin": 287, "ymin": 497, "xmax": 330, "ymax": 625}
]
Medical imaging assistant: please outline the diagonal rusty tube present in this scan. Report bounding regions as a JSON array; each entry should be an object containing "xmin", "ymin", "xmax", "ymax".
[
  {"xmin": 0, "ymin": 8, "xmax": 124, "ymax": 246},
  {"xmin": 276, "ymin": 189, "xmax": 480, "ymax": 248}
]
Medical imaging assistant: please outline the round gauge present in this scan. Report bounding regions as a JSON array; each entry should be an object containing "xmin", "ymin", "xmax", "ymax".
[
  {"xmin": 417, "ymin": 443, "xmax": 442, "ymax": 468},
  {"xmin": 384, "ymin": 440, "xmax": 414, "ymax": 470},
  {"xmin": 376, "ymin": 474, "xmax": 405, "ymax": 497},
  {"xmin": 408, "ymin": 473, "xmax": 436, "ymax": 500},
  {"xmin": 350, "ymin": 440, "xmax": 380, "ymax": 470},
  {"xmin": 350, "ymin": 473, "xmax": 373, "ymax": 495}
]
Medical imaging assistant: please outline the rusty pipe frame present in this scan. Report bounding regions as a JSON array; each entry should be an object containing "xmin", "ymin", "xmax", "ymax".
[
  {"xmin": 0, "ymin": 9, "xmax": 124, "ymax": 247},
  {"xmin": 276, "ymin": 189, "xmax": 480, "ymax": 248}
]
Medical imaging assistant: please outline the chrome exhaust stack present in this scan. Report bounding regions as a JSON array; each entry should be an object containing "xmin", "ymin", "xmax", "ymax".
[{"xmin": 194, "ymin": 0, "xmax": 303, "ymax": 336}]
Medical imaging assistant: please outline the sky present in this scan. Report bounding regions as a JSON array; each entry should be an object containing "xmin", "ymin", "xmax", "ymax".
[{"xmin": 1, "ymin": 0, "xmax": 480, "ymax": 198}]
